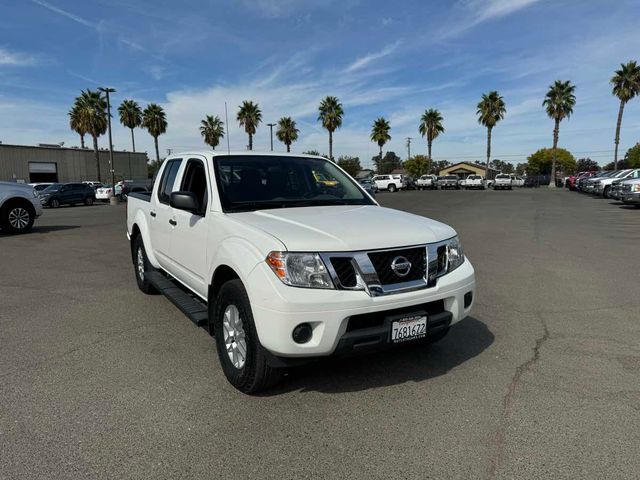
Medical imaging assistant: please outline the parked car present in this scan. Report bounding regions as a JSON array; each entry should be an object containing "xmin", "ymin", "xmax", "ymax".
[
  {"xmin": 580, "ymin": 171, "xmax": 612, "ymax": 193},
  {"xmin": 509, "ymin": 175, "xmax": 525, "ymax": 187},
  {"xmin": 95, "ymin": 184, "xmax": 123, "ymax": 201},
  {"xmin": 127, "ymin": 152, "xmax": 475, "ymax": 393},
  {"xmin": 38, "ymin": 183, "xmax": 96, "ymax": 207},
  {"xmin": 29, "ymin": 182, "xmax": 54, "ymax": 192},
  {"xmin": 83, "ymin": 181, "xmax": 103, "ymax": 189},
  {"xmin": 372, "ymin": 174, "xmax": 406, "ymax": 192},
  {"xmin": 493, "ymin": 174, "xmax": 513, "ymax": 190},
  {"xmin": 357, "ymin": 178, "xmax": 377, "ymax": 197},
  {"xmin": 593, "ymin": 169, "xmax": 639, "ymax": 198},
  {"xmin": 464, "ymin": 175, "xmax": 485, "ymax": 190},
  {"xmin": 439, "ymin": 175, "xmax": 460, "ymax": 190},
  {"xmin": 0, "ymin": 181, "xmax": 43, "ymax": 234},
  {"xmin": 403, "ymin": 176, "xmax": 418, "ymax": 190},
  {"xmin": 416, "ymin": 174, "xmax": 437, "ymax": 190},
  {"xmin": 620, "ymin": 178, "xmax": 640, "ymax": 207}
]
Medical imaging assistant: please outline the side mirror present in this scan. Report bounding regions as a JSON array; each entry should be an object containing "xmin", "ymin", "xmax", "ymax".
[{"xmin": 170, "ymin": 191, "xmax": 200, "ymax": 214}]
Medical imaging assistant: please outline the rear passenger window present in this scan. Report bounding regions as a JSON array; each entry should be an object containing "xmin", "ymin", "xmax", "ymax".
[{"xmin": 158, "ymin": 159, "xmax": 182, "ymax": 204}]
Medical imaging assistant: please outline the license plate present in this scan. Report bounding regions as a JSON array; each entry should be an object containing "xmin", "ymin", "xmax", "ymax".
[{"xmin": 390, "ymin": 315, "xmax": 427, "ymax": 343}]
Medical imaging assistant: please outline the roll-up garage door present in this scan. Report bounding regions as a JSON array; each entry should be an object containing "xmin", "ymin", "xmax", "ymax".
[{"xmin": 28, "ymin": 162, "xmax": 58, "ymax": 183}]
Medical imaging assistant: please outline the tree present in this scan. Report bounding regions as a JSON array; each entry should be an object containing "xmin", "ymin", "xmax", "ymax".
[
  {"xmin": 543, "ymin": 80, "xmax": 576, "ymax": 187},
  {"xmin": 372, "ymin": 151, "xmax": 402, "ymax": 174},
  {"xmin": 624, "ymin": 143, "xmax": 640, "ymax": 168},
  {"xmin": 611, "ymin": 61, "xmax": 640, "ymax": 170},
  {"xmin": 318, "ymin": 96, "xmax": 343, "ymax": 160},
  {"xmin": 430, "ymin": 160, "xmax": 451, "ymax": 174},
  {"xmin": 236, "ymin": 100, "xmax": 262, "ymax": 150},
  {"xmin": 370, "ymin": 117, "xmax": 391, "ymax": 161},
  {"xmin": 477, "ymin": 91, "xmax": 506, "ymax": 177},
  {"xmin": 142, "ymin": 103, "xmax": 167, "ymax": 163},
  {"xmin": 76, "ymin": 90, "xmax": 108, "ymax": 181},
  {"xmin": 490, "ymin": 159, "xmax": 514, "ymax": 174},
  {"xmin": 68, "ymin": 104, "xmax": 87, "ymax": 149},
  {"xmin": 303, "ymin": 150, "xmax": 321, "ymax": 156},
  {"xmin": 404, "ymin": 154, "xmax": 429, "ymax": 178},
  {"xmin": 337, "ymin": 155, "xmax": 361, "ymax": 177},
  {"xmin": 148, "ymin": 158, "xmax": 164, "ymax": 179},
  {"xmin": 117, "ymin": 99, "xmax": 142, "ymax": 153},
  {"xmin": 576, "ymin": 158, "xmax": 600, "ymax": 172},
  {"xmin": 527, "ymin": 148, "xmax": 576, "ymax": 175},
  {"xmin": 200, "ymin": 115, "xmax": 225, "ymax": 150},
  {"xmin": 515, "ymin": 163, "xmax": 528, "ymax": 176},
  {"xmin": 418, "ymin": 108, "xmax": 444, "ymax": 172},
  {"xmin": 275, "ymin": 116, "xmax": 299, "ymax": 152}
]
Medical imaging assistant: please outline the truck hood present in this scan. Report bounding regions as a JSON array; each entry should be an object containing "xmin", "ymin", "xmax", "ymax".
[{"xmin": 231, "ymin": 205, "xmax": 456, "ymax": 252}]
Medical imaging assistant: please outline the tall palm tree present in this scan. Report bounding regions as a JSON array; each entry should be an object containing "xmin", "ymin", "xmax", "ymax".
[
  {"xmin": 477, "ymin": 91, "xmax": 506, "ymax": 177},
  {"xmin": 142, "ymin": 103, "xmax": 167, "ymax": 162},
  {"xmin": 370, "ymin": 117, "xmax": 391, "ymax": 161},
  {"xmin": 76, "ymin": 89, "xmax": 107, "ymax": 181},
  {"xmin": 200, "ymin": 115, "xmax": 225, "ymax": 150},
  {"xmin": 611, "ymin": 61, "xmax": 640, "ymax": 170},
  {"xmin": 236, "ymin": 101, "xmax": 262, "ymax": 150},
  {"xmin": 543, "ymin": 80, "xmax": 576, "ymax": 187},
  {"xmin": 275, "ymin": 117, "xmax": 299, "ymax": 152},
  {"xmin": 117, "ymin": 99, "xmax": 142, "ymax": 153},
  {"xmin": 318, "ymin": 96, "xmax": 343, "ymax": 160},
  {"xmin": 68, "ymin": 103, "xmax": 87, "ymax": 149},
  {"xmin": 418, "ymin": 108, "xmax": 445, "ymax": 173}
]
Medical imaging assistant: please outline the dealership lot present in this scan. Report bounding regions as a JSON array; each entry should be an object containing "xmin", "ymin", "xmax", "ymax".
[{"xmin": 1, "ymin": 190, "xmax": 639, "ymax": 479}]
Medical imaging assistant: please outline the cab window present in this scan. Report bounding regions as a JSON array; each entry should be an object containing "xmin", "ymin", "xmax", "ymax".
[
  {"xmin": 158, "ymin": 159, "xmax": 183, "ymax": 204},
  {"xmin": 180, "ymin": 158, "xmax": 208, "ymax": 215}
]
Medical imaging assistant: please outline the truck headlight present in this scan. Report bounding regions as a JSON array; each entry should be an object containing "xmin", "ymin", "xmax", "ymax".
[
  {"xmin": 266, "ymin": 252, "xmax": 334, "ymax": 289},
  {"xmin": 633, "ymin": 184, "xmax": 640, "ymax": 193},
  {"xmin": 446, "ymin": 236, "xmax": 465, "ymax": 273}
]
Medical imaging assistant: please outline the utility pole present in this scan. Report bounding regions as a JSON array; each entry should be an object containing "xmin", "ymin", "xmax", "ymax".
[
  {"xmin": 267, "ymin": 123, "xmax": 276, "ymax": 151},
  {"xmin": 98, "ymin": 87, "xmax": 117, "ymax": 205},
  {"xmin": 406, "ymin": 137, "xmax": 413, "ymax": 160}
]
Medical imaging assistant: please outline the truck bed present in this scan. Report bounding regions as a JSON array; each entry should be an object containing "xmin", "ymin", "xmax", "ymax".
[{"xmin": 129, "ymin": 191, "xmax": 152, "ymax": 202}]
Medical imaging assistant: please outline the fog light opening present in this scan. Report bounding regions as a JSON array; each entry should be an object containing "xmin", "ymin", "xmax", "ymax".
[
  {"xmin": 292, "ymin": 323, "xmax": 313, "ymax": 344},
  {"xmin": 464, "ymin": 291, "xmax": 473, "ymax": 309}
]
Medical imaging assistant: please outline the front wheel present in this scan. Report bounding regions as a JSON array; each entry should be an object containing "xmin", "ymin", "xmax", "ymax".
[
  {"xmin": 212, "ymin": 279, "xmax": 283, "ymax": 394},
  {"xmin": 84, "ymin": 197, "xmax": 94, "ymax": 206},
  {"xmin": 1, "ymin": 203, "xmax": 35, "ymax": 234},
  {"xmin": 132, "ymin": 235, "xmax": 157, "ymax": 294}
]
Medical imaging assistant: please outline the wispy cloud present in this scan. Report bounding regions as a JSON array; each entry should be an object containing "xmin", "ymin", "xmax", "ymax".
[
  {"xmin": 466, "ymin": 0, "xmax": 543, "ymax": 24},
  {"xmin": 0, "ymin": 47, "xmax": 38, "ymax": 66},
  {"xmin": 344, "ymin": 41, "xmax": 402, "ymax": 73},
  {"xmin": 31, "ymin": 0, "xmax": 96, "ymax": 29}
]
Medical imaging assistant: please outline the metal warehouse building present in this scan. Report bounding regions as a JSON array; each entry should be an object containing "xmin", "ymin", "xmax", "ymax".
[{"xmin": 0, "ymin": 143, "xmax": 148, "ymax": 183}]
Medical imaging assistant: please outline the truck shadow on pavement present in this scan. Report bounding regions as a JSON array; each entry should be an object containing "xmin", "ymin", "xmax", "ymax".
[
  {"xmin": 266, "ymin": 316, "xmax": 494, "ymax": 395},
  {"xmin": 0, "ymin": 225, "xmax": 80, "ymax": 236}
]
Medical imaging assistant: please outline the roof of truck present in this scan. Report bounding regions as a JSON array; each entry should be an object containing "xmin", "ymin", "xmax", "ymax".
[{"xmin": 167, "ymin": 151, "xmax": 325, "ymax": 161}]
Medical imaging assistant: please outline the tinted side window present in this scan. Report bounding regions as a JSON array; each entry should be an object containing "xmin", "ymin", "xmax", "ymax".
[
  {"xmin": 180, "ymin": 159, "xmax": 208, "ymax": 215},
  {"xmin": 158, "ymin": 159, "xmax": 182, "ymax": 204}
]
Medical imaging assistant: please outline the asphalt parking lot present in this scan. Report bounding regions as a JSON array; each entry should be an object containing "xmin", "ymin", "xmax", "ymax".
[{"xmin": 1, "ymin": 189, "xmax": 639, "ymax": 479}]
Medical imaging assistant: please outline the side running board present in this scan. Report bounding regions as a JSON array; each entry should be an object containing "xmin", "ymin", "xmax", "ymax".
[{"xmin": 146, "ymin": 271, "xmax": 208, "ymax": 327}]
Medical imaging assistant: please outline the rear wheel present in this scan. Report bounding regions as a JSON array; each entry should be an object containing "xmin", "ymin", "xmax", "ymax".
[
  {"xmin": 388, "ymin": 183, "xmax": 397, "ymax": 193},
  {"xmin": 603, "ymin": 186, "xmax": 610, "ymax": 198},
  {"xmin": 211, "ymin": 279, "xmax": 283, "ymax": 394},
  {"xmin": 84, "ymin": 196, "xmax": 94, "ymax": 206},
  {"xmin": 50, "ymin": 198, "xmax": 60, "ymax": 208},
  {"xmin": 1, "ymin": 201, "xmax": 35, "ymax": 234},
  {"xmin": 132, "ymin": 235, "xmax": 156, "ymax": 294}
]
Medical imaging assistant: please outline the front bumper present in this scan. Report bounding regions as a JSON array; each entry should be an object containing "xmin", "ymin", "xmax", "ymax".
[
  {"xmin": 621, "ymin": 192, "xmax": 640, "ymax": 204},
  {"xmin": 247, "ymin": 258, "xmax": 475, "ymax": 358}
]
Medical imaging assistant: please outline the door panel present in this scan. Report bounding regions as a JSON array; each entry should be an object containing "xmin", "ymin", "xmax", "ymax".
[{"xmin": 150, "ymin": 159, "xmax": 183, "ymax": 269}]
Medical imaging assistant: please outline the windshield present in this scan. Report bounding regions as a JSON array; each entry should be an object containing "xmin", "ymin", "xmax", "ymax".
[
  {"xmin": 42, "ymin": 183, "xmax": 63, "ymax": 193},
  {"xmin": 215, "ymin": 155, "xmax": 375, "ymax": 212},
  {"xmin": 468, "ymin": 175, "xmax": 481, "ymax": 180},
  {"xmin": 444, "ymin": 175, "xmax": 457, "ymax": 180}
]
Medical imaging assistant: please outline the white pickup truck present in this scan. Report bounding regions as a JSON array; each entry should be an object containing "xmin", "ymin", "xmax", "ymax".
[
  {"xmin": 0, "ymin": 181, "xmax": 43, "ymax": 234},
  {"xmin": 463, "ymin": 175, "xmax": 485, "ymax": 190},
  {"xmin": 416, "ymin": 174, "xmax": 438, "ymax": 190},
  {"xmin": 127, "ymin": 152, "xmax": 475, "ymax": 393},
  {"xmin": 492, "ymin": 174, "xmax": 513, "ymax": 190}
]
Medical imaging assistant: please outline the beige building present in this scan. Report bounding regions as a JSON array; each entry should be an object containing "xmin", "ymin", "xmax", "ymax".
[
  {"xmin": 439, "ymin": 161, "xmax": 499, "ymax": 179},
  {"xmin": 0, "ymin": 143, "xmax": 148, "ymax": 183}
]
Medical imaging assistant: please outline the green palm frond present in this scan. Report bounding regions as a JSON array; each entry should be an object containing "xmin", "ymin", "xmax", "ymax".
[
  {"xmin": 200, "ymin": 115, "xmax": 225, "ymax": 149},
  {"xmin": 543, "ymin": 81, "xmax": 576, "ymax": 121},
  {"xmin": 142, "ymin": 103, "xmax": 167, "ymax": 138},
  {"xmin": 477, "ymin": 91, "xmax": 506, "ymax": 128},
  {"xmin": 418, "ymin": 109, "xmax": 445, "ymax": 143},
  {"xmin": 370, "ymin": 117, "xmax": 391, "ymax": 148},
  {"xmin": 275, "ymin": 116, "xmax": 299, "ymax": 151}
]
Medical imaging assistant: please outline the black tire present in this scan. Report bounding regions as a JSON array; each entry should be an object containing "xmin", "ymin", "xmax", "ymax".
[
  {"xmin": 132, "ymin": 235, "xmax": 157, "ymax": 294},
  {"xmin": 426, "ymin": 327, "xmax": 450, "ymax": 344},
  {"xmin": 50, "ymin": 198, "xmax": 60, "ymax": 208},
  {"xmin": 85, "ymin": 196, "xmax": 94, "ymax": 206},
  {"xmin": 1, "ymin": 201, "xmax": 35, "ymax": 234},
  {"xmin": 211, "ymin": 279, "xmax": 283, "ymax": 394},
  {"xmin": 388, "ymin": 183, "xmax": 397, "ymax": 193},
  {"xmin": 603, "ymin": 186, "xmax": 610, "ymax": 199}
]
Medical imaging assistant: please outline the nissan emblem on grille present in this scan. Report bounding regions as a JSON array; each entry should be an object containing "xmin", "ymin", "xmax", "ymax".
[{"xmin": 390, "ymin": 256, "xmax": 412, "ymax": 277}]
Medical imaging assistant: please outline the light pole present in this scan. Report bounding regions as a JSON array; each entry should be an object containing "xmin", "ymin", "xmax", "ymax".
[
  {"xmin": 267, "ymin": 123, "xmax": 276, "ymax": 151},
  {"xmin": 98, "ymin": 87, "xmax": 117, "ymax": 205}
]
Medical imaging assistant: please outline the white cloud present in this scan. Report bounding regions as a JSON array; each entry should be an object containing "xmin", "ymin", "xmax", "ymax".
[
  {"xmin": 31, "ymin": 0, "xmax": 96, "ymax": 29},
  {"xmin": 344, "ymin": 41, "xmax": 402, "ymax": 73},
  {"xmin": 465, "ymin": 0, "xmax": 543, "ymax": 24},
  {"xmin": 0, "ymin": 47, "xmax": 37, "ymax": 66}
]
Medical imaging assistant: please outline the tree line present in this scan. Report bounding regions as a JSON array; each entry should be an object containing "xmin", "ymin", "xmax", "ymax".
[{"xmin": 69, "ymin": 61, "xmax": 640, "ymax": 183}]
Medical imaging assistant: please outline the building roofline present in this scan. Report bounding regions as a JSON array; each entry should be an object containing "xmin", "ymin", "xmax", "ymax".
[{"xmin": 0, "ymin": 142, "xmax": 147, "ymax": 155}]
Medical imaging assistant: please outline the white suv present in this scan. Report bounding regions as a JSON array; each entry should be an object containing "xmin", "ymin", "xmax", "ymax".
[
  {"xmin": 372, "ymin": 174, "xmax": 406, "ymax": 192},
  {"xmin": 0, "ymin": 181, "xmax": 43, "ymax": 234}
]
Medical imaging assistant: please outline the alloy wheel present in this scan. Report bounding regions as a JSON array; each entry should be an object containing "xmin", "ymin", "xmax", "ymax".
[
  {"xmin": 136, "ymin": 247, "xmax": 145, "ymax": 281},
  {"xmin": 8, "ymin": 207, "xmax": 30, "ymax": 230},
  {"xmin": 223, "ymin": 304, "xmax": 247, "ymax": 369}
]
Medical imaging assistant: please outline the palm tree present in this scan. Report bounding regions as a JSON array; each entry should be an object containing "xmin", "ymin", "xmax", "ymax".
[
  {"xmin": 68, "ymin": 103, "xmax": 87, "ymax": 149},
  {"xmin": 200, "ymin": 115, "xmax": 225, "ymax": 150},
  {"xmin": 117, "ymin": 99, "xmax": 142, "ymax": 153},
  {"xmin": 236, "ymin": 101, "xmax": 262, "ymax": 150},
  {"xmin": 142, "ymin": 103, "xmax": 167, "ymax": 162},
  {"xmin": 611, "ymin": 61, "xmax": 640, "ymax": 170},
  {"xmin": 370, "ymin": 117, "xmax": 391, "ymax": 161},
  {"xmin": 76, "ymin": 90, "xmax": 108, "ymax": 181},
  {"xmin": 418, "ymin": 108, "xmax": 445, "ymax": 173},
  {"xmin": 318, "ymin": 96, "xmax": 343, "ymax": 160},
  {"xmin": 543, "ymin": 80, "xmax": 576, "ymax": 187},
  {"xmin": 275, "ymin": 117, "xmax": 299, "ymax": 152},
  {"xmin": 477, "ymin": 91, "xmax": 506, "ymax": 177}
]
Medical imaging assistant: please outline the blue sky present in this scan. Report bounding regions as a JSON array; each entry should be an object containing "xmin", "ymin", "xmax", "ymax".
[{"xmin": 1, "ymin": 0, "xmax": 640, "ymax": 167}]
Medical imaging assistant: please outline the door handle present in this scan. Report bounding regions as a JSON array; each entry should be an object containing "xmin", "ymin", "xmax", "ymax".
[
  {"xmin": 169, "ymin": 219, "xmax": 177, "ymax": 226},
  {"xmin": 150, "ymin": 211, "xmax": 156, "ymax": 217}
]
